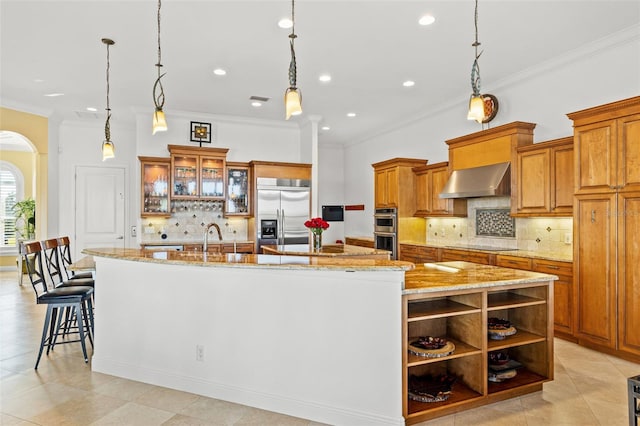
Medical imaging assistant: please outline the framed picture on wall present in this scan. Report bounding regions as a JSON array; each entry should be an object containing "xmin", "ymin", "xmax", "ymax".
[{"xmin": 190, "ymin": 121, "xmax": 212, "ymax": 145}]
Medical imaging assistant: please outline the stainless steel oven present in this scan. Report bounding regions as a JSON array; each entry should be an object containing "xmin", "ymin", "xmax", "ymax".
[
  {"xmin": 374, "ymin": 208, "xmax": 396, "ymax": 233},
  {"xmin": 374, "ymin": 208, "xmax": 397, "ymax": 259}
]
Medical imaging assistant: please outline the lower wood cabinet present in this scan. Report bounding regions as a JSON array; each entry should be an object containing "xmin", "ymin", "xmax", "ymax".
[
  {"xmin": 183, "ymin": 242, "xmax": 254, "ymax": 254},
  {"xmin": 403, "ymin": 282, "xmax": 553, "ymax": 424},
  {"xmin": 441, "ymin": 248, "xmax": 494, "ymax": 265},
  {"xmin": 344, "ymin": 237, "xmax": 374, "ymax": 248},
  {"xmin": 399, "ymin": 244, "xmax": 439, "ymax": 264}
]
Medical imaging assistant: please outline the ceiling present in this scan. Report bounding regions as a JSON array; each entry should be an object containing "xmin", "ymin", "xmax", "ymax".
[{"xmin": 1, "ymin": 1, "xmax": 638, "ymax": 146}]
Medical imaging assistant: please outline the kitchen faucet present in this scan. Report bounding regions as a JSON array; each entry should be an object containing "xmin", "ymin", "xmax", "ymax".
[{"xmin": 203, "ymin": 222, "xmax": 223, "ymax": 252}]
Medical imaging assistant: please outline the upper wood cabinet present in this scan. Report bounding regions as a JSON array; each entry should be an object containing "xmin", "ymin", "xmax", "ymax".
[
  {"xmin": 412, "ymin": 162, "xmax": 467, "ymax": 217},
  {"xmin": 225, "ymin": 162, "xmax": 250, "ymax": 216},
  {"xmin": 512, "ymin": 137, "xmax": 574, "ymax": 217},
  {"xmin": 139, "ymin": 156, "xmax": 171, "ymax": 218},
  {"xmin": 372, "ymin": 158, "xmax": 426, "ymax": 214},
  {"xmin": 168, "ymin": 145, "xmax": 229, "ymax": 200},
  {"xmin": 568, "ymin": 97, "xmax": 640, "ymax": 195}
]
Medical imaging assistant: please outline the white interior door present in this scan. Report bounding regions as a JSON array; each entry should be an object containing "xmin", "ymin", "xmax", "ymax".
[{"xmin": 75, "ymin": 166, "xmax": 125, "ymax": 258}]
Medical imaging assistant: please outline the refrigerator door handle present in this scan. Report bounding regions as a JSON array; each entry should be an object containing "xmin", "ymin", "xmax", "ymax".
[{"xmin": 281, "ymin": 209, "xmax": 285, "ymax": 245}]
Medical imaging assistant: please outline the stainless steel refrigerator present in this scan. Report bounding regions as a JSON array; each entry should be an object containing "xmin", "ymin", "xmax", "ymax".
[{"xmin": 256, "ymin": 177, "xmax": 311, "ymax": 250}]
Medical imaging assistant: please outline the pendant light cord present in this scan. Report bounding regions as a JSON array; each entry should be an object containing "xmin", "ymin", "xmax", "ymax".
[
  {"xmin": 153, "ymin": 0, "xmax": 166, "ymax": 110},
  {"xmin": 288, "ymin": 0, "xmax": 297, "ymax": 88},
  {"xmin": 104, "ymin": 40, "xmax": 112, "ymax": 142},
  {"xmin": 470, "ymin": 0, "xmax": 482, "ymax": 97}
]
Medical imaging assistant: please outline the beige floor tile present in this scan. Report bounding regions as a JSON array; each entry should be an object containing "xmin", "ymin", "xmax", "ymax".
[
  {"xmin": 93, "ymin": 376, "xmax": 158, "ymax": 401},
  {"xmin": 1, "ymin": 382, "xmax": 87, "ymax": 420},
  {"xmin": 452, "ymin": 398, "xmax": 527, "ymax": 425},
  {"xmin": 161, "ymin": 414, "xmax": 216, "ymax": 425},
  {"xmin": 89, "ymin": 401, "xmax": 174, "ymax": 425},
  {"xmin": 134, "ymin": 386, "xmax": 201, "ymax": 413},
  {"xmin": 28, "ymin": 392, "xmax": 128, "ymax": 425},
  {"xmin": 0, "ymin": 413, "xmax": 39, "ymax": 425},
  {"xmin": 234, "ymin": 406, "xmax": 313, "ymax": 425},
  {"xmin": 0, "ymin": 370, "xmax": 48, "ymax": 400},
  {"xmin": 520, "ymin": 393, "xmax": 600, "ymax": 425},
  {"xmin": 177, "ymin": 397, "xmax": 250, "ymax": 424}
]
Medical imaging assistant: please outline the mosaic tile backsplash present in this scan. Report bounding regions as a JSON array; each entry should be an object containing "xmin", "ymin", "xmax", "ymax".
[{"xmin": 476, "ymin": 209, "xmax": 515, "ymax": 237}]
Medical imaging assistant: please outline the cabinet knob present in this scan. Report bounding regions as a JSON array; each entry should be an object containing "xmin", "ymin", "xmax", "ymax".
[{"xmin": 591, "ymin": 209, "xmax": 596, "ymax": 223}]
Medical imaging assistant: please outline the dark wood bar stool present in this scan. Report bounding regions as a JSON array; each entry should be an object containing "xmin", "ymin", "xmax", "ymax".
[
  {"xmin": 21, "ymin": 241, "xmax": 95, "ymax": 369},
  {"xmin": 57, "ymin": 236, "xmax": 94, "ymax": 280}
]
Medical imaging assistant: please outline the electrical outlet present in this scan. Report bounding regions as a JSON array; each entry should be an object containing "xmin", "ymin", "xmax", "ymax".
[
  {"xmin": 144, "ymin": 225, "xmax": 155, "ymax": 234},
  {"xmin": 196, "ymin": 345, "xmax": 204, "ymax": 362},
  {"xmin": 564, "ymin": 233, "xmax": 572, "ymax": 245},
  {"xmin": 131, "ymin": 226, "xmax": 137, "ymax": 237},
  {"xmin": 440, "ymin": 228, "xmax": 446, "ymax": 237}
]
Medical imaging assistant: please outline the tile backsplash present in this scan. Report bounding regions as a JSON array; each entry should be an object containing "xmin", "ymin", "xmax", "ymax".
[
  {"xmin": 426, "ymin": 197, "xmax": 573, "ymax": 256},
  {"xmin": 140, "ymin": 208, "xmax": 248, "ymax": 243}
]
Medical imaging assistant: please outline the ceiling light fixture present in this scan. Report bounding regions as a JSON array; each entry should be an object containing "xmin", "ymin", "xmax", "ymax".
[
  {"xmin": 319, "ymin": 74, "xmax": 331, "ymax": 82},
  {"xmin": 213, "ymin": 68, "xmax": 227, "ymax": 76},
  {"xmin": 321, "ymin": 126, "xmax": 330, "ymax": 131},
  {"xmin": 44, "ymin": 93, "xmax": 64, "ymax": 97},
  {"xmin": 101, "ymin": 38, "xmax": 115, "ymax": 161},
  {"xmin": 403, "ymin": 80, "xmax": 415, "ymax": 87},
  {"xmin": 466, "ymin": 0, "xmax": 498, "ymax": 124},
  {"xmin": 86, "ymin": 107, "xmax": 97, "ymax": 112},
  {"xmin": 278, "ymin": 18, "xmax": 293, "ymax": 29},
  {"xmin": 152, "ymin": 0, "xmax": 168, "ymax": 134},
  {"xmin": 251, "ymin": 101, "xmax": 262, "ymax": 107},
  {"xmin": 347, "ymin": 112, "xmax": 356, "ymax": 118},
  {"xmin": 284, "ymin": 0, "xmax": 302, "ymax": 120},
  {"xmin": 418, "ymin": 15, "xmax": 435, "ymax": 26}
]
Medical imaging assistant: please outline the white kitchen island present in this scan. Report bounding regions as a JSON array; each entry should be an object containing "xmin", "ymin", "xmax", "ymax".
[{"xmin": 84, "ymin": 248, "xmax": 413, "ymax": 426}]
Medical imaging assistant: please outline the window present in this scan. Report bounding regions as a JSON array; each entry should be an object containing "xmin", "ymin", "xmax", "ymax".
[{"xmin": 1, "ymin": 161, "xmax": 24, "ymax": 249}]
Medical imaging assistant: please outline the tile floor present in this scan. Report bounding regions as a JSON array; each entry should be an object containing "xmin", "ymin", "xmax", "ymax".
[{"xmin": 0, "ymin": 270, "xmax": 637, "ymax": 425}]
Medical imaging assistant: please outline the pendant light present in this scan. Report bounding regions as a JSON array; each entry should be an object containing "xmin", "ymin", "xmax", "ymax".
[
  {"xmin": 284, "ymin": 0, "xmax": 302, "ymax": 120},
  {"xmin": 466, "ymin": 0, "xmax": 498, "ymax": 124},
  {"xmin": 101, "ymin": 38, "xmax": 115, "ymax": 161},
  {"xmin": 152, "ymin": 0, "xmax": 168, "ymax": 134}
]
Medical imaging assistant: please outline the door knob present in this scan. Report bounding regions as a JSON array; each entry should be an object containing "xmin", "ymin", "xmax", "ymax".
[{"xmin": 116, "ymin": 236, "xmax": 124, "ymax": 240}]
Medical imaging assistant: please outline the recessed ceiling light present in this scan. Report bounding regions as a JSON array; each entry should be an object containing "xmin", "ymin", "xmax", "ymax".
[
  {"xmin": 319, "ymin": 74, "xmax": 332, "ymax": 82},
  {"xmin": 403, "ymin": 80, "xmax": 415, "ymax": 87},
  {"xmin": 347, "ymin": 112, "xmax": 356, "ymax": 118},
  {"xmin": 419, "ymin": 15, "xmax": 436, "ymax": 26},
  {"xmin": 34, "ymin": 79, "xmax": 44, "ymax": 83},
  {"xmin": 86, "ymin": 107, "xmax": 98, "ymax": 112},
  {"xmin": 278, "ymin": 18, "xmax": 293, "ymax": 29},
  {"xmin": 251, "ymin": 101, "xmax": 262, "ymax": 107},
  {"xmin": 213, "ymin": 68, "xmax": 227, "ymax": 76},
  {"xmin": 44, "ymin": 93, "xmax": 64, "ymax": 97},
  {"xmin": 321, "ymin": 126, "xmax": 330, "ymax": 131}
]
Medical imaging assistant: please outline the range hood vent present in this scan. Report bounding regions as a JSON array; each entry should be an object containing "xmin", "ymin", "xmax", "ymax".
[{"xmin": 439, "ymin": 162, "xmax": 511, "ymax": 199}]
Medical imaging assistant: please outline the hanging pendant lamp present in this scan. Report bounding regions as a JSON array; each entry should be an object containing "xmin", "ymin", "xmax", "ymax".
[
  {"xmin": 101, "ymin": 38, "xmax": 115, "ymax": 161},
  {"xmin": 466, "ymin": 0, "xmax": 498, "ymax": 124},
  {"xmin": 152, "ymin": 0, "xmax": 168, "ymax": 134},
  {"xmin": 284, "ymin": 0, "xmax": 302, "ymax": 120}
]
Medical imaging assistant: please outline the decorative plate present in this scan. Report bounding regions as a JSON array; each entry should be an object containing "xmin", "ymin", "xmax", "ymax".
[
  {"xmin": 408, "ymin": 374, "xmax": 457, "ymax": 403},
  {"xmin": 408, "ymin": 336, "xmax": 455, "ymax": 358}
]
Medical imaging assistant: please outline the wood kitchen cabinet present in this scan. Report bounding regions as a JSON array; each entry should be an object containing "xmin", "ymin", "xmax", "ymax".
[
  {"xmin": 569, "ymin": 96, "xmax": 640, "ymax": 362},
  {"xmin": 168, "ymin": 145, "xmax": 229, "ymax": 200},
  {"xmin": 183, "ymin": 242, "xmax": 254, "ymax": 254},
  {"xmin": 139, "ymin": 156, "xmax": 171, "ymax": 218},
  {"xmin": 225, "ymin": 162, "xmax": 250, "ymax": 216},
  {"xmin": 512, "ymin": 137, "xmax": 573, "ymax": 217},
  {"xmin": 399, "ymin": 244, "xmax": 439, "ymax": 264},
  {"xmin": 413, "ymin": 162, "xmax": 467, "ymax": 217},
  {"xmin": 372, "ymin": 158, "xmax": 426, "ymax": 213},
  {"xmin": 440, "ymin": 248, "xmax": 494, "ymax": 265}
]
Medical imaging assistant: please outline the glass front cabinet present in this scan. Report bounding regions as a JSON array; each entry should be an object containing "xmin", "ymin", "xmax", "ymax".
[
  {"xmin": 225, "ymin": 162, "xmax": 250, "ymax": 216},
  {"xmin": 139, "ymin": 156, "xmax": 171, "ymax": 217},
  {"xmin": 168, "ymin": 145, "xmax": 229, "ymax": 200}
]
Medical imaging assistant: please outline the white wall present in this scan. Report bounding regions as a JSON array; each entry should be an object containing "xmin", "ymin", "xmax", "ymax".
[
  {"xmin": 343, "ymin": 26, "xmax": 640, "ymax": 237},
  {"xmin": 318, "ymin": 143, "xmax": 345, "ymax": 244}
]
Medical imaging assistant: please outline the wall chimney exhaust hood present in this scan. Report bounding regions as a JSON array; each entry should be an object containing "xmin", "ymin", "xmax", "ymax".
[{"xmin": 439, "ymin": 162, "xmax": 511, "ymax": 199}]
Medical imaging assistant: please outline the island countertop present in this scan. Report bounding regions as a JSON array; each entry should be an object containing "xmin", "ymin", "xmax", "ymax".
[
  {"xmin": 82, "ymin": 247, "xmax": 412, "ymax": 271},
  {"xmin": 403, "ymin": 261, "xmax": 557, "ymax": 294},
  {"xmin": 261, "ymin": 243, "xmax": 391, "ymax": 259}
]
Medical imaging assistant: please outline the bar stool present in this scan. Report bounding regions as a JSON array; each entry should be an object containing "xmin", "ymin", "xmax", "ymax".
[
  {"xmin": 630, "ymin": 375, "xmax": 640, "ymax": 426},
  {"xmin": 57, "ymin": 236, "xmax": 94, "ymax": 280},
  {"xmin": 21, "ymin": 241, "xmax": 94, "ymax": 369}
]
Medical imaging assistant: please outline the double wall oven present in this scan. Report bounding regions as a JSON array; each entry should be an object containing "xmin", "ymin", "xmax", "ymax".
[{"xmin": 374, "ymin": 208, "xmax": 397, "ymax": 260}]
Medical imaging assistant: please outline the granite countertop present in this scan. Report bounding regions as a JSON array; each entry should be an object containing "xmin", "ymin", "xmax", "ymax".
[
  {"xmin": 141, "ymin": 240, "xmax": 254, "ymax": 246},
  {"xmin": 261, "ymin": 244, "xmax": 390, "ymax": 257},
  {"xmin": 83, "ymin": 247, "xmax": 413, "ymax": 272},
  {"xmin": 397, "ymin": 241, "xmax": 573, "ymax": 263},
  {"xmin": 403, "ymin": 261, "xmax": 557, "ymax": 295}
]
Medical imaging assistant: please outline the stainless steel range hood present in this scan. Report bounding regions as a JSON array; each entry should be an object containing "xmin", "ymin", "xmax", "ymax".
[{"xmin": 439, "ymin": 162, "xmax": 511, "ymax": 199}]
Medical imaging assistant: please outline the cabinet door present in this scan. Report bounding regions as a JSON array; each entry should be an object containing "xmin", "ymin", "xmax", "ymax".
[
  {"xmin": 172, "ymin": 154, "xmax": 198, "ymax": 198},
  {"xmin": 574, "ymin": 193, "xmax": 617, "ymax": 348},
  {"xmin": 617, "ymin": 114, "xmax": 640, "ymax": 192},
  {"xmin": 618, "ymin": 191, "xmax": 640, "ymax": 357},
  {"xmin": 574, "ymin": 120, "xmax": 617, "ymax": 194},
  {"xmin": 551, "ymin": 145, "xmax": 574, "ymax": 214},
  {"xmin": 375, "ymin": 169, "xmax": 389, "ymax": 207},
  {"xmin": 532, "ymin": 259, "xmax": 573, "ymax": 336},
  {"xmin": 517, "ymin": 149, "xmax": 550, "ymax": 214},
  {"xmin": 226, "ymin": 166, "xmax": 250, "ymax": 216},
  {"xmin": 430, "ymin": 168, "xmax": 450, "ymax": 214},
  {"xmin": 199, "ymin": 156, "xmax": 225, "ymax": 199},
  {"xmin": 140, "ymin": 158, "xmax": 171, "ymax": 218},
  {"xmin": 413, "ymin": 171, "xmax": 430, "ymax": 215},
  {"xmin": 386, "ymin": 168, "xmax": 399, "ymax": 207}
]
